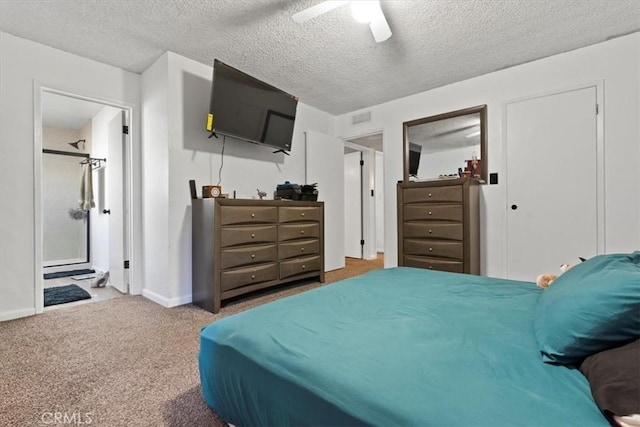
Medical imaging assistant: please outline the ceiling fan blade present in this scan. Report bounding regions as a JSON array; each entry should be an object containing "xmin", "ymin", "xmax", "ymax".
[
  {"xmin": 369, "ymin": 12, "xmax": 392, "ymax": 42},
  {"xmin": 292, "ymin": 1, "xmax": 349, "ymax": 24}
]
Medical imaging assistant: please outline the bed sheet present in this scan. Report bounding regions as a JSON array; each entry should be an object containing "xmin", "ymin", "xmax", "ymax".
[{"xmin": 199, "ymin": 267, "xmax": 607, "ymax": 426}]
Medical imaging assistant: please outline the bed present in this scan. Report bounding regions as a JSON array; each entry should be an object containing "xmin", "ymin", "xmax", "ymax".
[{"xmin": 199, "ymin": 252, "xmax": 640, "ymax": 426}]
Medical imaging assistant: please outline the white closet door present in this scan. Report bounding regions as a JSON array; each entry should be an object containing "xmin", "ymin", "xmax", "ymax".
[
  {"xmin": 344, "ymin": 151, "xmax": 362, "ymax": 259},
  {"xmin": 506, "ymin": 87, "xmax": 598, "ymax": 282},
  {"xmin": 107, "ymin": 111, "xmax": 127, "ymax": 293},
  {"xmin": 306, "ymin": 130, "xmax": 345, "ymax": 271}
]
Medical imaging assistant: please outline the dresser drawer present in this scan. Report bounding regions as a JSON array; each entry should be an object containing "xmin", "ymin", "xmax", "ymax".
[
  {"xmin": 220, "ymin": 243, "xmax": 277, "ymax": 270},
  {"xmin": 279, "ymin": 238, "xmax": 319, "ymax": 260},
  {"xmin": 403, "ymin": 185, "xmax": 462, "ymax": 204},
  {"xmin": 404, "ymin": 204, "xmax": 462, "ymax": 222},
  {"xmin": 220, "ymin": 206, "xmax": 277, "ymax": 225},
  {"xmin": 220, "ymin": 263, "xmax": 278, "ymax": 292},
  {"xmin": 404, "ymin": 239, "xmax": 463, "ymax": 260},
  {"xmin": 220, "ymin": 225, "xmax": 277, "ymax": 248},
  {"xmin": 279, "ymin": 255, "xmax": 321, "ymax": 280},
  {"xmin": 279, "ymin": 223, "xmax": 320, "ymax": 242},
  {"xmin": 403, "ymin": 222, "xmax": 463, "ymax": 241},
  {"xmin": 403, "ymin": 256, "xmax": 464, "ymax": 273},
  {"xmin": 279, "ymin": 206, "xmax": 322, "ymax": 223}
]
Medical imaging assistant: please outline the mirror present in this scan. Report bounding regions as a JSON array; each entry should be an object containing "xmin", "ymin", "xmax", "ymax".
[{"xmin": 403, "ymin": 105, "xmax": 487, "ymax": 183}]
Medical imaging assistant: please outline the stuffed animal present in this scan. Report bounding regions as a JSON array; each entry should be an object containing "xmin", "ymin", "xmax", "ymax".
[{"xmin": 536, "ymin": 257, "xmax": 586, "ymax": 289}]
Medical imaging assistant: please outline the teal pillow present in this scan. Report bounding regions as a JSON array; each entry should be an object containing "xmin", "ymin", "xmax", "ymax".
[{"xmin": 534, "ymin": 251, "xmax": 640, "ymax": 364}]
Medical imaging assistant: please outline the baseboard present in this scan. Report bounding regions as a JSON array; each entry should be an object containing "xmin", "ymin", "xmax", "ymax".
[
  {"xmin": 142, "ymin": 288, "xmax": 192, "ymax": 308},
  {"xmin": 0, "ymin": 307, "xmax": 36, "ymax": 322}
]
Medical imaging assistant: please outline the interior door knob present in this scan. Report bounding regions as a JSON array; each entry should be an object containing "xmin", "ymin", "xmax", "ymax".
[
  {"xmin": 511, "ymin": 204, "xmax": 518, "ymax": 210},
  {"xmin": 103, "ymin": 209, "xmax": 111, "ymax": 215}
]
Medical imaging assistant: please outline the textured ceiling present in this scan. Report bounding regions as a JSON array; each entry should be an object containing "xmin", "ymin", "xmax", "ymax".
[{"xmin": 1, "ymin": 0, "xmax": 639, "ymax": 115}]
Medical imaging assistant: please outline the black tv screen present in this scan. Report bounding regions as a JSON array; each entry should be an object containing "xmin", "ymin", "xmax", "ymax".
[
  {"xmin": 409, "ymin": 143, "xmax": 421, "ymax": 176},
  {"xmin": 208, "ymin": 59, "xmax": 298, "ymax": 152}
]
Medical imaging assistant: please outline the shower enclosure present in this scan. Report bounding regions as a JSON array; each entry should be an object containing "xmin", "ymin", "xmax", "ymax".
[{"xmin": 42, "ymin": 149, "xmax": 90, "ymax": 267}]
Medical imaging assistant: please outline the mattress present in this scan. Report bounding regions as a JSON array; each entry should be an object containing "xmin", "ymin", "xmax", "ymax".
[{"xmin": 199, "ymin": 267, "xmax": 607, "ymax": 425}]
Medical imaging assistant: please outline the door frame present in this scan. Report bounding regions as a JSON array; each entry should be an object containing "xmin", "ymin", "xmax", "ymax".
[
  {"xmin": 341, "ymin": 130, "xmax": 385, "ymax": 261},
  {"xmin": 34, "ymin": 84, "xmax": 138, "ymax": 313},
  {"xmin": 501, "ymin": 81, "xmax": 605, "ymax": 278}
]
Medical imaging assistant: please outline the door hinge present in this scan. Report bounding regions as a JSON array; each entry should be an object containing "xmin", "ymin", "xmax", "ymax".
[
  {"xmin": 595, "ymin": 104, "xmax": 599, "ymax": 115},
  {"xmin": 124, "ymin": 260, "xmax": 130, "ymax": 269},
  {"xmin": 371, "ymin": 189, "xmax": 374, "ymax": 197},
  {"xmin": 123, "ymin": 125, "xmax": 129, "ymax": 135},
  {"xmin": 360, "ymin": 239, "xmax": 365, "ymax": 246},
  {"xmin": 359, "ymin": 160, "xmax": 364, "ymax": 166}
]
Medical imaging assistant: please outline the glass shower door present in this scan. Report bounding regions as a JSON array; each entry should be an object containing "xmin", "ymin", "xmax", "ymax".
[{"xmin": 42, "ymin": 150, "xmax": 90, "ymax": 267}]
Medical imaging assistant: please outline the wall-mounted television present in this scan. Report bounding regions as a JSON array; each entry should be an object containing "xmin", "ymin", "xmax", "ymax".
[{"xmin": 207, "ymin": 59, "xmax": 298, "ymax": 153}]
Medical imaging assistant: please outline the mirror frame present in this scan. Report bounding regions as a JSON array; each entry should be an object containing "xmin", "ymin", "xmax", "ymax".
[{"xmin": 403, "ymin": 104, "xmax": 487, "ymax": 183}]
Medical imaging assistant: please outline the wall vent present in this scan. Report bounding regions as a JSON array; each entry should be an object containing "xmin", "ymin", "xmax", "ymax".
[{"xmin": 352, "ymin": 111, "xmax": 372, "ymax": 125}]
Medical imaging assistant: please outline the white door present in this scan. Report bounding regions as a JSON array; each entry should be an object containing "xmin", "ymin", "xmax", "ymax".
[
  {"xmin": 107, "ymin": 111, "xmax": 128, "ymax": 293},
  {"xmin": 506, "ymin": 87, "xmax": 598, "ymax": 281},
  {"xmin": 344, "ymin": 150, "xmax": 362, "ymax": 258},
  {"xmin": 306, "ymin": 130, "xmax": 345, "ymax": 271}
]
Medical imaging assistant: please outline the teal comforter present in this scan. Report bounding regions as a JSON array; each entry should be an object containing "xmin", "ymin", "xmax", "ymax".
[{"xmin": 199, "ymin": 267, "xmax": 607, "ymax": 426}]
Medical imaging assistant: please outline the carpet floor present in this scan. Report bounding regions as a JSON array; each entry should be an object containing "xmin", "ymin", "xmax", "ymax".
[{"xmin": 0, "ymin": 255, "xmax": 383, "ymax": 426}]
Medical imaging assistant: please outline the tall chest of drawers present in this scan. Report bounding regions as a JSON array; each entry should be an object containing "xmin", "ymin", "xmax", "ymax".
[
  {"xmin": 397, "ymin": 178, "xmax": 480, "ymax": 274},
  {"xmin": 192, "ymin": 198, "xmax": 324, "ymax": 313}
]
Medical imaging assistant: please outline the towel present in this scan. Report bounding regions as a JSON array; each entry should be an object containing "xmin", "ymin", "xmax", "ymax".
[{"xmin": 78, "ymin": 163, "xmax": 95, "ymax": 210}]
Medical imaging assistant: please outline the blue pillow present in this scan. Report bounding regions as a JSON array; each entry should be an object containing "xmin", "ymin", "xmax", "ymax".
[{"xmin": 534, "ymin": 251, "xmax": 640, "ymax": 364}]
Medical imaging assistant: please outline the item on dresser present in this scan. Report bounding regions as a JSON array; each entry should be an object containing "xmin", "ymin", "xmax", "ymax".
[
  {"xmin": 397, "ymin": 178, "xmax": 480, "ymax": 274},
  {"xmin": 203, "ymin": 185, "xmax": 222, "ymax": 198},
  {"xmin": 275, "ymin": 181, "xmax": 302, "ymax": 200},
  {"xmin": 300, "ymin": 183, "xmax": 318, "ymax": 201},
  {"xmin": 192, "ymin": 198, "xmax": 325, "ymax": 313},
  {"xmin": 189, "ymin": 179, "xmax": 198, "ymax": 199}
]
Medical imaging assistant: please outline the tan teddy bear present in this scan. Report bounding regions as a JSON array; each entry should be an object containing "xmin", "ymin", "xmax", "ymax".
[{"xmin": 536, "ymin": 257, "xmax": 586, "ymax": 289}]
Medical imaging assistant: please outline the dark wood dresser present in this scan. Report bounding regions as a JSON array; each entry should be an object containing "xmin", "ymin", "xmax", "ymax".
[
  {"xmin": 192, "ymin": 198, "xmax": 324, "ymax": 313},
  {"xmin": 397, "ymin": 178, "xmax": 480, "ymax": 274}
]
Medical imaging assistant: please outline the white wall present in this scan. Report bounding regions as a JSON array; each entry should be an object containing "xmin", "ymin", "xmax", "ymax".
[
  {"xmin": 141, "ymin": 53, "xmax": 171, "ymax": 304},
  {"xmin": 0, "ymin": 31, "xmax": 141, "ymax": 321},
  {"xmin": 141, "ymin": 52, "xmax": 336, "ymax": 307},
  {"xmin": 335, "ymin": 33, "xmax": 640, "ymax": 277}
]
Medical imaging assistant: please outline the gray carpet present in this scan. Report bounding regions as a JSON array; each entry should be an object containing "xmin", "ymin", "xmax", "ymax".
[{"xmin": 0, "ymin": 256, "xmax": 383, "ymax": 426}]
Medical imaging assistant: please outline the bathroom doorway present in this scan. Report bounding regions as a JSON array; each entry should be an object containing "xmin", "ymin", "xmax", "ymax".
[
  {"xmin": 344, "ymin": 132, "xmax": 385, "ymax": 265},
  {"xmin": 38, "ymin": 89, "xmax": 132, "ymax": 310}
]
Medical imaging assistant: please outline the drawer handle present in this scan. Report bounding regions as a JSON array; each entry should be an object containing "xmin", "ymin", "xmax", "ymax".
[
  {"xmin": 301, "ymin": 212, "xmax": 305, "ymax": 217},
  {"xmin": 251, "ymin": 213, "xmax": 255, "ymax": 218},
  {"xmin": 428, "ymin": 193, "xmax": 432, "ymax": 198},
  {"xmin": 251, "ymin": 254, "xmax": 255, "ymax": 259},
  {"xmin": 300, "ymin": 230, "xmax": 305, "ymax": 235},
  {"xmin": 251, "ymin": 233, "xmax": 256, "ymax": 238},
  {"xmin": 428, "ymin": 229, "xmax": 433, "ymax": 234},
  {"xmin": 428, "ymin": 266, "xmax": 433, "ymax": 270},
  {"xmin": 429, "ymin": 247, "xmax": 433, "ymax": 252},
  {"xmin": 428, "ymin": 211, "xmax": 432, "ymax": 215},
  {"xmin": 251, "ymin": 274, "xmax": 256, "ymax": 279},
  {"xmin": 300, "ymin": 247, "xmax": 305, "ymax": 252},
  {"xmin": 302, "ymin": 265, "xmax": 306, "ymax": 270}
]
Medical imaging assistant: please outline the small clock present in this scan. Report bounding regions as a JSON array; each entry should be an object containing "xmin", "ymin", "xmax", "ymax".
[{"xmin": 203, "ymin": 185, "xmax": 222, "ymax": 198}]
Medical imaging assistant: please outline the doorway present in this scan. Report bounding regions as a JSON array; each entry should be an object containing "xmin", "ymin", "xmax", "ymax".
[
  {"xmin": 344, "ymin": 133, "xmax": 385, "ymax": 266},
  {"xmin": 37, "ymin": 89, "xmax": 132, "ymax": 311},
  {"xmin": 505, "ymin": 84, "xmax": 603, "ymax": 281}
]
